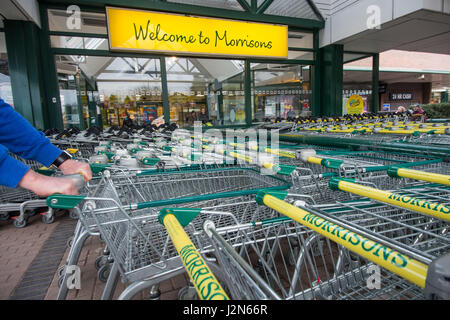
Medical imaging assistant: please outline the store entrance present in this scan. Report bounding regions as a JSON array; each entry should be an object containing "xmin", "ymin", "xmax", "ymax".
[
  {"xmin": 54, "ymin": 54, "xmax": 248, "ymax": 129},
  {"xmin": 251, "ymin": 63, "xmax": 312, "ymax": 122},
  {"xmin": 55, "ymin": 55, "xmax": 164, "ymax": 130},
  {"xmin": 55, "ymin": 53, "xmax": 311, "ymax": 129}
]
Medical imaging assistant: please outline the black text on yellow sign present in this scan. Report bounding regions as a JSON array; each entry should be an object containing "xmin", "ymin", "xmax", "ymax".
[{"xmin": 106, "ymin": 7, "xmax": 288, "ymax": 58}]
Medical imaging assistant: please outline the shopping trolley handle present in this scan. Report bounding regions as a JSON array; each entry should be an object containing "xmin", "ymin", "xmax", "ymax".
[
  {"xmin": 89, "ymin": 163, "xmax": 111, "ymax": 174},
  {"xmin": 60, "ymin": 173, "xmax": 85, "ymax": 191},
  {"xmin": 46, "ymin": 194, "xmax": 85, "ymax": 209},
  {"xmin": 255, "ymin": 190, "xmax": 289, "ymax": 205},
  {"xmin": 45, "ymin": 173, "xmax": 86, "ymax": 209},
  {"xmin": 158, "ymin": 208, "xmax": 202, "ymax": 227},
  {"xmin": 321, "ymin": 158, "xmax": 344, "ymax": 169}
]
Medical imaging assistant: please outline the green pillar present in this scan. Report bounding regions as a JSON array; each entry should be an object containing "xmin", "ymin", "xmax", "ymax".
[
  {"xmin": 4, "ymin": 20, "xmax": 48, "ymax": 129},
  {"xmin": 88, "ymin": 92, "xmax": 98, "ymax": 128},
  {"xmin": 311, "ymin": 31, "xmax": 321, "ymax": 117},
  {"xmin": 371, "ymin": 53, "xmax": 380, "ymax": 113},
  {"xmin": 75, "ymin": 75, "xmax": 85, "ymax": 130},
  {"xmin": 39, "ymin": 5, "xmax": 64, "ymax": 130},
  {"xmin": 160, "ymin": 57, "xmax": 170, "ymax": 124},
  {"xmin": 319, "ymin": 44, "xmax": 343, "ymax": 117},
  {"xmin": 441, "ymin": 91, "xmax": 449, "ymax": 103},
  {"xmin": 244, "ymin": 60, "xmax": 252, "ymax": 126}
]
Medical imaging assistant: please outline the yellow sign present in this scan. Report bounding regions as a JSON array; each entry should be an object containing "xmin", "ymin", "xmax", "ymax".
[
  {"xmin": 106, "ymin": 7, "xmax": 288, "ymax": 58},
  {"xmin": 346, "ymin": 95, "xmax": 364, "ymax": 114}
]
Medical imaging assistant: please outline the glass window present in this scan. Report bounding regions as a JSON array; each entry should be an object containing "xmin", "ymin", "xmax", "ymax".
[
  {"xmin": 288, "ymin": 50, "xmax": 314, "ymax": 60},
  {"xmin": 48, "ymin": 8, "xmax": 107, "ymax": 34},
  {"xmin": 55, "ymin": 55, "xmax": 163, "ymax": 128},
  {"xmin": 251, "ymin": 63, "xmax": 311, "ymax": 122},
  {"xmin": 0, "ymin": 32, "xmax": 14, "ymax": 106},
  {"xmin": 50, "ymin": 35, "xmax": 108, "ymax": 50},
  {"xmin": 288, "ymin": 30, "xmax": 313, "ymax": 49},
  {"xmin": 166, "ymin": 57, "xmax": 245, "ymax": 127}
]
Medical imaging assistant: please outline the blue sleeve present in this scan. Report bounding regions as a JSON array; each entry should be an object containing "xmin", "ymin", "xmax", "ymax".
[
  {"xmin": 0, "ymin": 99, "xmax": 62, "ymax": 167},
  {"xmin": 0, "ymin": 144, "xmax": 30, "ymax": 188}
]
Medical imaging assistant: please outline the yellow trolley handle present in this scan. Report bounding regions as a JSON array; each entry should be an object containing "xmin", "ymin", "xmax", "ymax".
[
  {"xmin": 388, "ymin": 167, "xmax": 450, "ymax": 186},
  {"xmin": 255, "ymin": 191, "xmax": 428, "ymax": 288},
  {"xmin": 329, "ymin": 178, "xmax": 450, "ymax": 222},
  {"xmin": 158, "ymin": 209, "xmax": 229, "ymax": 300},
  {"xmin": 297, "ymin": 149, "xmax": 323, "ymax": 165}
]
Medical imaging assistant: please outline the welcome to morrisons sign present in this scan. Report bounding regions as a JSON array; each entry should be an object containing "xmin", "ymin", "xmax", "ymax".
[{"xmin": 106, "ymin": 7, "xmax": 288, "ymax": 58}]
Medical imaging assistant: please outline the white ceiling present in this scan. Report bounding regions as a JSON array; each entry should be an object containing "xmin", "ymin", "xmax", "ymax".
[
  {"xmin": 0, "ymin": 0, "xmax": 40, "ymax": 28},
  {"xmin": 338, "ymin": 10, "xmax": 450, "ymax": 54},
  {"xmin": 344, "ymin": 69, "xmax": 450, "ymax": 90}
]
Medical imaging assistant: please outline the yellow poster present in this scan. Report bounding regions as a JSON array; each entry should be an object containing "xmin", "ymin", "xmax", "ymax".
[
  {"xmin": 106, "ymin": 7, "xmax": 288, "ymax": 58},
  {"xmin": 346, "ymin": 95, "xmax": 364, "ymax": 114}
]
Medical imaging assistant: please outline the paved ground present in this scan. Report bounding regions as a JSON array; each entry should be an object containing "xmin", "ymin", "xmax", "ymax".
[{"xmin": 0, "ymin": 212, "xmax": 190, "ymax": 300}]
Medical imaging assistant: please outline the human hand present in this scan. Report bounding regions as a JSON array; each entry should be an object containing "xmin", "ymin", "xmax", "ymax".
[
  {"xmin": 59, "ymin": 159, "xmax": 93, "ymax": 182},
  {"xmin": 18, "ymin": 170, "xmax": 80, "ymax": 197}
]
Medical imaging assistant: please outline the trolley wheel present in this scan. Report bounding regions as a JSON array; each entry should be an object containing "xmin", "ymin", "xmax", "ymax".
[
  {"xmin": 65, "ymin": 236, "xmax": 75, "ymax": 249},
  {"xmin": 178, "ymin": 285, "xmax": 198, "ymax": 300},
  {"xmin": 58, "ymin": 265, "xmax": 66, "ymax": 277},
  {"xmin": 0, "ymin": 213, "xmax": 9, "ymax": 221},
  {"xmin": 97, "ymin": 263, "xmax": 111, "ymax": 282},
  {"xmin": 42, "ymin": 214, "xmax": 55, "ymax": 224},
  {"xmin": 94, "ymin": 255, "xmax": 108, "ymax": 271},
  {"xmin": 13, "ymin": 218, "xmax": 27, "ymax": 228},
  {"xmin": 57, "ymin": 275, "xmax": 65, "ymax": 288},
  {"xmin": 148, "ymin": 289, "xmax": 161, "ymax": 300}
]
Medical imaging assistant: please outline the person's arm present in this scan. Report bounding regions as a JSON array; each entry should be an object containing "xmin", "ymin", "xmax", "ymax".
[
  {"xmin": 0, "ymin": 99, "xmax": 61, "ymax": 166},
  {"xmin": 0, "ymin": 144, "xmax": 79, "ymax": 195},
  {"xmin": 0, "ymin": 99, "xmax": 92, "ymax": 181},
  {"xmin": 0, "ymin": 143, "xmax": 31, "ymax": 188}
]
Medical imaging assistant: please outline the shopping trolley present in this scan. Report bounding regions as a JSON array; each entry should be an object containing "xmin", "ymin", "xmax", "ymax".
[
  {"xmin": 0, "ymin": 154, "xmax": 84, "ymax": 227},
  {"xmin": 50, "ymin": 138, "xmax": 101, "ymax": 160},
  {"xmin": 168, "ymin": 189, "xmax": 450, "ymax": 300},
  {"xmin": 48, "ymin": 167, "xmax": 290, "ymax": 300},
  {"xmin": 0, "ymin": 183, "xmax": 48, "ymax": 227},
  {"xmin": 278, "ymin": 132, "xmax": 450, "ymax": 160},
  {"xmin": 191, "ymin": 139, "xmax": 448, "ymax": 204},
  {"xmin": 406, "ymin": 132, "xmax": 450, "ymax": 147},
  {"xmin": 327, "ymin": 178, "xmax": 450, "ymax": 221}
]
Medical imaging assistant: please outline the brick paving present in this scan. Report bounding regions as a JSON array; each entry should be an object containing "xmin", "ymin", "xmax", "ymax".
[
  {"xmin": 0, "ymin": 213, "xmax": 190, "ymax": 300},
  {"xmin": 10, "ymin": 215, "xmax": 77, "ymax": 300},
  {"xmin": 0, "ymin": 213, "xmax": 59, "ymax": 300},
  {"xmin": 45, "ymin": 234, "xmax": 190, "ymax": 300},
  {"xmin": 0, "ymin": 211, "xmax": 192, "ymax": 300}
]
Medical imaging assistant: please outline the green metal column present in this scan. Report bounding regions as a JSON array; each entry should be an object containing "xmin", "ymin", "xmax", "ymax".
[
  {"xmin": 75, "ymin": 75, "xmax": 85, "ymax": 130},
  {"xmin": 311, "ymin": 30, "xmax": 321, "ymax": 117},
  {"xmin": 244, "ymin": 60, "xmax": 252, "ymax": 126},
  {"xmin": 319, "ymin": 44, "xmax": 343, "ymax": 117},
  {"xmin": 441, "ymin": 91, "xmax": 449, "ymax": 103},
  {"xmin": 39, "ymin": 6, "xmax": 64, "ymax": 130},
  {"xmin": 160, "ymin": 57, "xmax": 170, "ymax": 124},
  {"xmin": 4, "ymin": 20, "xmax": 47, "ymax": 129},
  {"xmin": 88, "ymin": 92, "xmax": 98, "ymax": 127},
  {"xmin": 371, "ymin": 53, "xmax": 379, "ymax": 113}
]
